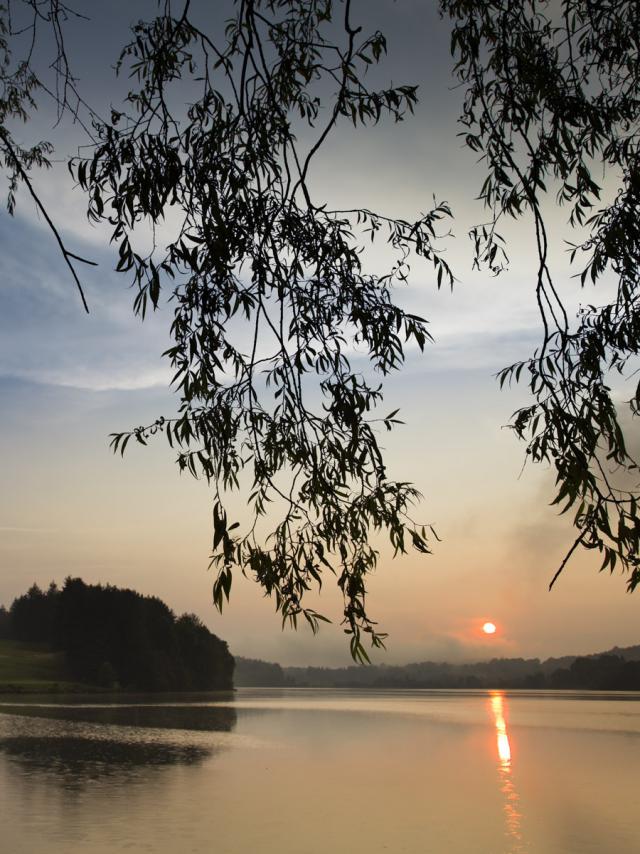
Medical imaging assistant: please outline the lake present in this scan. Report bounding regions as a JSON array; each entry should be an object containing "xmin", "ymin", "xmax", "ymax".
[{"xmin": 1, "ymin": 688, "xmax": 639, "ymax": 853}]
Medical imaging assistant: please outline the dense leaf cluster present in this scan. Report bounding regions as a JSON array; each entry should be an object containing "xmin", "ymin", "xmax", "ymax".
[
  {"xmin": 0, "ymin": 604, "xmax": 10, "ymax": 639},
  {"xmin": 85, "ymin": 0, "xmax": 452, "ymax": 661},
  {"xmin": 442, "ymin": 0, "xmax": 640, "ymax": 588},
  {"xmin": 7, "ymin": 578, "xmax": 234, "ymax": 691}
]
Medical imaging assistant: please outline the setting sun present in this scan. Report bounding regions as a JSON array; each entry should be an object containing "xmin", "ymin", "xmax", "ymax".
[{"xmin": 482, "ymin": 622, "xmax": 497, "ymax": 635}]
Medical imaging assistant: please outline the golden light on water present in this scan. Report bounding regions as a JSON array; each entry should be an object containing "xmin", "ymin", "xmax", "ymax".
[
  {"xmin": 491, "ymin": 692, "xmax": 511, "ymax": 764},
  {"xmin": 489, "ymin": 692, "xmax": 527, "ymax": 852},
  {"xmin": 497, "ymin": 730, "xmax": 511, "ymax": 764},
  {"xmin": 482, "ymin": 621, "xmax": 497, "ymax": 635}
]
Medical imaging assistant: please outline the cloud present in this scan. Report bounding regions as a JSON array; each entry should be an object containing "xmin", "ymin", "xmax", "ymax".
[{"xmin": 0, "ymin": 212, "xmax": 172, "ymax": 392}]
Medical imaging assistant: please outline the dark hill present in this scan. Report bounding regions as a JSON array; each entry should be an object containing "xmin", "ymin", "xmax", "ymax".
[{"xmin": 2, "ymin": 578, "xmax": 233, "ymax": 692}]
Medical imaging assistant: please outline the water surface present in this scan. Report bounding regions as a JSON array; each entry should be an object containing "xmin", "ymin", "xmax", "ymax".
[{"xmin": 1, "ymin": 689, "xmax": 639, "ymax": 853}]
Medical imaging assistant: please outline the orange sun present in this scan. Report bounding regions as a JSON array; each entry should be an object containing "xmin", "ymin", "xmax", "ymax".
[{"xmin": 482, "ymin": 621, "xmax": 497, "ymax": 635}]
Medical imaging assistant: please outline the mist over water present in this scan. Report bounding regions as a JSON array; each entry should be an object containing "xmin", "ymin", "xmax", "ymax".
[{"xmin": 1, "ymin": 689, "xmax": 639, "ymax": 853}]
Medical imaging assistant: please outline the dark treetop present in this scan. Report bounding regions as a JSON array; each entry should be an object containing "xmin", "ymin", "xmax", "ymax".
[{"xmin": 5, "ymin": 579, "xmax": 234, "ymax": 691}]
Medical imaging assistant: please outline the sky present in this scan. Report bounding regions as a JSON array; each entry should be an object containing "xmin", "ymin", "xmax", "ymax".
[{"xmin": 1, "ymin": 0, "xmax": 638, "ymax": 667}]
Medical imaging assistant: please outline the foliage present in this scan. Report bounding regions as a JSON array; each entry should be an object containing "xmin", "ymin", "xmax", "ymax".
[
  {"xmin": 441, "ymin": 0, "xmax": 640, "ymax": 588},
  {"xmin": 8, "ymin": 578, "xmax": 234, "ymax": 690},
  {"xmin": 271, "ymin": 648, "xmax": 640, "ymax": 690},
  {"xmin": 9, "ymin": 582, "xmax": 59, "ymax": 642},
  {"xmin": 0, "ymin": 3, "xmax": 52, "ymax": 214},
  {"xmin": 547, "ymin": 654, "xmax": 640, "ymax": 690},
  {"xmin": 0, "ymin": 0, "xmax": 95, "ymax": 308},
  {"xmin": 3, "ymin": 0, "xmax": 640, "ymax": 655},
  {"xmin": 234, "ymin": 655, "xmax": 286, "ymax": 686},
  {"xmin": 83, "ymin": 0, "xmax": 452, "ymax": 661},
  {"xmin": 0, "ymin": 605, "xmax": 11, "ymax": 639}
]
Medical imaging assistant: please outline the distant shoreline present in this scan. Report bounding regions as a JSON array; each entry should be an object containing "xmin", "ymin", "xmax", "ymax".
[
  {"xmin": 3, "ymin": 684, "xmax": 640, "ymax": 699},
  {"xmin": 235, "ymin": 645, "xmax": 640, "ymax": 691}
]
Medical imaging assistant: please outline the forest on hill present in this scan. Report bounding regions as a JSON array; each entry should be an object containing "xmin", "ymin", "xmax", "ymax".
[
  {"xmin": 0, "ymin": 579, "xmax": 233, "ymax": 692},
  {"xmin": 234, "ymin": 646, "xmax": 640, "ymax": 691}
]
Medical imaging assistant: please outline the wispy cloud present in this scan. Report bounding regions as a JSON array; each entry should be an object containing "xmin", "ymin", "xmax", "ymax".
[{"xmin": 0, "ymin": 213, "xmax": 173, "ymax": 392}]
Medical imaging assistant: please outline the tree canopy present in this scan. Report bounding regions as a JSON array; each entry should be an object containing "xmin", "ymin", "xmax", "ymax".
[
  {"xmin": 2, "ymin": 0, "xmax": 639, "ymax": 658},
  {"xmin": 7, "ymin": 578, "xmax": 234, "ymax": 690}
]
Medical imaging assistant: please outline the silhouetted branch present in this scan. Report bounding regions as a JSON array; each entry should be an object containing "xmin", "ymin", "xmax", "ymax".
[{"xmin": 1, "ymin": 127, "xmax": 93, "ymax": 312}]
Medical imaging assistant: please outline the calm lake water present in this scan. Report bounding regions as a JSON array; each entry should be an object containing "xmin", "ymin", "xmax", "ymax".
[{"xmin": 1, "ymin": 688, "xmax": 639, "ymax": 853}]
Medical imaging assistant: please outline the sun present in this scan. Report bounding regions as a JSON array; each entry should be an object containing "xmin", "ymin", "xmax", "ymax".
[{"xmin": 482, "ymin": 622, "xmax": 497, "ymax": 635}]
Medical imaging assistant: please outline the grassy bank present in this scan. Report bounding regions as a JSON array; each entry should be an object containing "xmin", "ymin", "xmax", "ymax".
[{"xmin": 0, "ymin": 639, "xmax": 88, "ymax": 693}]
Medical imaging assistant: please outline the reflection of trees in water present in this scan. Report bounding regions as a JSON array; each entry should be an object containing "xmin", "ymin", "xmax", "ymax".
[
  {"xmin": 0, "ymin": 701, "xmax": 237, "ymax": 732},
  {"xmin": 0, "ymin": 735, "xmax": 210, "ymax": 779},
  {"xmin": 0, "ymin": 702, "xmax": 238, "ymax": 786}
]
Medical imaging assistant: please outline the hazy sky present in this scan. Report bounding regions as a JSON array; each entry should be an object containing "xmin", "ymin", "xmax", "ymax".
[{"xmin": 1, "ymin": 0, "xmax": 637, "ymax": 667}]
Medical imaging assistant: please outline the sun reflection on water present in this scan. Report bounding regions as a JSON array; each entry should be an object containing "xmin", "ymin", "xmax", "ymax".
[{"xmin": 489, "ymin": 692, "xmax": 528, "ymax": 853}]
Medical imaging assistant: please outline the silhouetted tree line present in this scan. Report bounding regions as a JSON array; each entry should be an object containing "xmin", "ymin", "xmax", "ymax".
[
  {"xmin": 5, "ymin": 579, "xmax": 234, "ymax": 691},
  {"xmin": 543, "ymin": 655, "xmax": 640, "ymax": 691},
  {"xmin": 0, "ymin": 606, "xmax": 10, "ymax": 639},
  {"xmin": 234, "ymin": 657, "xmax": 286, "ymax": 687},
  {"xmin": 236, "ymin": 648, "xmax": 640, "ymax": 690}
]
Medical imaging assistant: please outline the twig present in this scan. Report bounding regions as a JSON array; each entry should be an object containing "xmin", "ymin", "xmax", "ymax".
[
  {"xmin": 1, "ymin": 128, "xmax": 94, "ymax": 312},
  {"xmin": 549, "ymin": 530, "xmax": 587, "ymax": 590}
]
